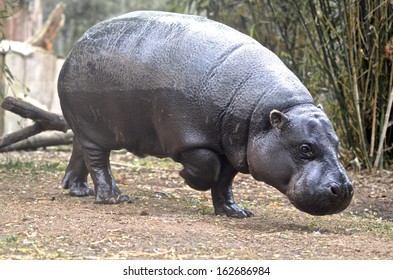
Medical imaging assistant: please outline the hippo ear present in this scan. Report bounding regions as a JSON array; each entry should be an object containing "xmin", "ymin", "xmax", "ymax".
[
  {"xmin": 317, "ymin": 104, "xmax": 324, "ymax": 111},
  {"xmin": 270, "ymin": 109, "xmax": 289, "ymax": 129}
]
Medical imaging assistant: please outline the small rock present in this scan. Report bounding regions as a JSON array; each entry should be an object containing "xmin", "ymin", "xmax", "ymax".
[{"xmin": 140, "ymin": 210, "xmax": 149, "ymax": 216}]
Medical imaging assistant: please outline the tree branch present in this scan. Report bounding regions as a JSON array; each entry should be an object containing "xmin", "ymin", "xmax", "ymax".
[{"xmin": 0, "ymin": 96, "xmax": 70, "ymax": 151}]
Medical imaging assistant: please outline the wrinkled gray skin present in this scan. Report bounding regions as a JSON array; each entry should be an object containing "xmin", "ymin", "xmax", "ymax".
[{"xmin": 58, "ymin": 11, "xmax": 353, "ymax": 218}]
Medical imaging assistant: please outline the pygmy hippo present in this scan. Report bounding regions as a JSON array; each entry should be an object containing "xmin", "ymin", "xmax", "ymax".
[{"xmin": 58, "ymin": 11, "xmax": 353, "ymax": 218}]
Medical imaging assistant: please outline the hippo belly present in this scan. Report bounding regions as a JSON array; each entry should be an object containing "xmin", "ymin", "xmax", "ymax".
[{"xmin": 61, "ymin": 87, "xmax": 222, "ymax": 159}]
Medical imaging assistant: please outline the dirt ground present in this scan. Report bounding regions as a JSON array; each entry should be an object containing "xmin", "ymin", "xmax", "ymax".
[{"xmin": 0, "ymin": 149, "xmax": 392, "ymax": 260}]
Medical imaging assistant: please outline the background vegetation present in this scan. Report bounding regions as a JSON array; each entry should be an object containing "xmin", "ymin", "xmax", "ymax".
[
  {"xmin": 0, "ymin": 0, "xmax": 24, "ymax": 96},
  {"xmin": 3, "ymin": 0, "xmax": 393, "ymax": 170}
]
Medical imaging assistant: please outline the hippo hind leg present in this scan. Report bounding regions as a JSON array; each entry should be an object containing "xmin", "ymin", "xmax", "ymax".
[
  {"xmin": 178, "ymin": 149, "xmax": 220, "ymax": 191},
  {"xmin": 178, "ymin": 149, "xmax": 253, "ymax": 218},
  {"xmin": 81, "ymin": 142, "xmax": 130, "ymax": 204},
  {"xmin": 62, "ymin": 137, "xmax": 94, "ymax": 197}
]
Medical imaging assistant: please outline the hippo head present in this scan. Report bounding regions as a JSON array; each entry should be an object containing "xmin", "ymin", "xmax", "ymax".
[{"xmin": 247, "ymin": 104, "xmax": 353, "ymax": 215}]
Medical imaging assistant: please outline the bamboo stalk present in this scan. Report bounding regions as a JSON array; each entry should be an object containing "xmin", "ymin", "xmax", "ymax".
[
  {"xmin": 374, "ymin": 86, "xmax": 393, "ymax": 169},
  {"xmin": 349, "ymin": 47, "xmax": 371, "ymax": 168},
  {"xmin": 345, "ymin": 1, "xmax": 372, "ymax": 168},
  {"xmin": 370, "ymin": 83, "xmax": 378, "ymax": 159},
  {"xmin": 368, "ymin": 44, "xmax": 378, "ymax": 159}
]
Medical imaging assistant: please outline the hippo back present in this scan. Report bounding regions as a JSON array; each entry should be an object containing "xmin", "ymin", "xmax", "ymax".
[{"xmin": 58, "ymin": 11, "xmax": 313, "ymax": 171}]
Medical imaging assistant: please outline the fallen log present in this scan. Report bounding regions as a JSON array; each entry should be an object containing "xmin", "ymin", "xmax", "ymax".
[
  {"xmin": 0, "ymin": 122, "xmax": 43, "ymax": 150},
  {"xmin": 1, "ymin": 96, "xmax": 69, "ymax": 132},
  {"xmin": 0, "ymin": 96, "xmax": 70, "ymax": 151},
  {"xmin": 0, "ymin": 130, "xmax": 73, "ymax": 152}
]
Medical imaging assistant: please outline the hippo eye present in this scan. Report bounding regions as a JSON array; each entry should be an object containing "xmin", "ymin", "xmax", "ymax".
[{"xmin": 299, "ymin": 144, "xmax": 313, "ymax": 158}]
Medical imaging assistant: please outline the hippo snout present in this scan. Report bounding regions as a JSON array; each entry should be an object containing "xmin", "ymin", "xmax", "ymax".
[
  {"xmin": 287, "ymin": 180, "xmax": 354, "ymax": 216},
  {"xmin": 323, "ymin": 180, "xmax": 354, "ymax": 215}
]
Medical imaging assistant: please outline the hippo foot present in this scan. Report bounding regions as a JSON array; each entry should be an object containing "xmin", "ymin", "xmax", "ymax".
[
  {"xmin": 214, "ymin": 203, "xmax": 254, "ymax": 218},
  {"xmin": 68, "ymin": 182, "xmax": 95, "ymax": 197},
  {"xmin": 94, "ymin": 194, "xmax": 132, "ymax": 204},
  {"xmin": 61, "ymin": 173, "xmax": 73, "ymax": 189}
]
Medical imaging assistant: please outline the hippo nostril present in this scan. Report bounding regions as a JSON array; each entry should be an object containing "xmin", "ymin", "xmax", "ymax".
[
  {"xmin": 329, "ymin": 182, "xmax": 353, "ymax": 198},
  {"xmin": 330, "ymin": 185, "xmax": 340, "ymax": 195}
]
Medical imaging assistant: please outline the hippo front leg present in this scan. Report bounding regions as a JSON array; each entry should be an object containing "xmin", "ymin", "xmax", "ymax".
[
  {"xmin": 211, "ymin": 161, "xmax": 253, "ymax": 218},
  {"xmin": 178, "ymin": 149, "xmax": 253, "ymax": 218},
  {"xmin": 82, "ymin": 144, "xmax": 130, "ymax": 204}
]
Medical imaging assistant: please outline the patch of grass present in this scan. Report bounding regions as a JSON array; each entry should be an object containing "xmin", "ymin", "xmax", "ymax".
[
  {"xmin": 133, "ymin": 157, "xmax": 181, "ymax": 170},
  {"xmin": 38, "ymin": 162, "xmax": 62, "ymax": 173},
  {"xmin": 366, "ymin": 223, "xmax": 393, "ymax": 234},
  {"xmin": 197, "ymin": 205, "xmax": 212, "ymax": 216},
  {"xmin": 307, "ymin": 220, "xmax": 319, "ymax": 230},
  {"xmin": 1, "ymin": 159, "xmax": 35, "ymax": 170},
  {"xmin": 333, "ymin": 215, "xmax": 393, "ymax": 237},
  {"xmin": 181, "ymin": 196, "xmax": 212, "ymax": 215},
  {"xmin": 269, "ymin": 195, "xmax": 283, "ymax": 202},
  {"xmin": 111, "ymin": 156, "xmax": 182, "ymax": 174},
  {"xmin": 0, "ymin": 235, "xmax": 18, "ymax": 245},
  {"xmin": 237, "ymin": 200, "xmax": 255, "ymax": 211},
  {"xmin": 0, "ymin": 158, "xmax": 63, "ymax": 173},
  {"xmin": 0, "ymin": 235, "xmax": 19, "ymax": 257},
  {"xmin": 182, "ymin": 197, "xmax": 203, "ymax": 207},
  {"xmin": 0, "ymin": 234, "xmax": 63, "ymax": 260}
]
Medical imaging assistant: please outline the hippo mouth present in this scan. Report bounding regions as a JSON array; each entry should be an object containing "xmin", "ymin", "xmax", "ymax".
[{"xmin": 285, "ymin": 180, "xmax": 353, "ymax": 216}]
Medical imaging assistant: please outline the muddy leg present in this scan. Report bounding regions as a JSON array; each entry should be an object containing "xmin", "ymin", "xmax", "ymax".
[
  {"xmin": 82, "ymin": 145, "xmax": 130, "ymax": 204},
  {"xmin": 62, "ymin": 137, "xmax": 94, "ymax": 197},
  {"xmin": 178, "ymin": 149, "xmax": 253, "ymax": 218}
]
